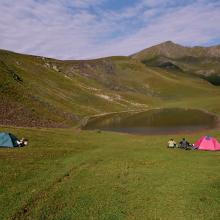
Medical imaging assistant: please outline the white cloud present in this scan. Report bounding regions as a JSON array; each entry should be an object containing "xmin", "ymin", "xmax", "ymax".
[
  {"xmin": 0, "ymin": 0, "xmax": 219, "ymax": 59},
  {"xmin": 87, "ymin": 1, "xmax": 220, "ymax": 58}
]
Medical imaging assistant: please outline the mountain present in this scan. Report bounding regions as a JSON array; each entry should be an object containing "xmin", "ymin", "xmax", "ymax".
[
  {"xmin": 1, "ymin": 42, "xmax": 220, "ymax": 127},
  {"xmin": 132, "ymin": 41, "xmax": 220, "ymax": 59},
  {"xmin": 132, "ymin": 41, "xmax": 220, "ymax": 85}
]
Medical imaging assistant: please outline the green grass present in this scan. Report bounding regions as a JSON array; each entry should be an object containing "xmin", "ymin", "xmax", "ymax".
[
  {"xmin": 0, "ymin": 126, "xmax": 220, "ymax": 219},
  {"xmin": 1, "ymin": 49, "xmax": 220, "ymax": 128},
  {"xmin": 1, "ymin": 47, "xmax": 220, "ymax": 219}
]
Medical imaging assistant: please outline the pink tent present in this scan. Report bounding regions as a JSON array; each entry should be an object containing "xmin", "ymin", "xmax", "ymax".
[{"xmin": 194, "ymin": 136, "xmax": 220, "ymax": 151}]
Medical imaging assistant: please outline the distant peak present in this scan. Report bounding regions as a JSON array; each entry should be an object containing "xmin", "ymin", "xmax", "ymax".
[
  {"xmin": 163, "ymin": 41, "xmax": 175, "ymax": 44},
  {"xmin": 159, "ymin": 41, "xmax": 180, "ymax": 47}
]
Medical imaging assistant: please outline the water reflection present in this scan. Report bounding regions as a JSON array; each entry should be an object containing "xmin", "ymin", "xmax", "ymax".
[{"xmin": 82, "ymin": 108, "xmax": 219, "ymax": 135}]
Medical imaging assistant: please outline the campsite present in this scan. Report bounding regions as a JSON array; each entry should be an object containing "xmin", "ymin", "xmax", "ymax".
[
  {"xmin": 1, "ymin": 45, "xmax": 220, "ymax": 219},
  {"xmin": 0, "ymin": 127, "xmax": 220, "ymax": 220},
  {"xmin": 1, "ymin": 44, "xmax": 220, "ymax": 219},
  {"xmin": 1, "ymin": 1, "xmax": 220, "ymax": 219},
  {"xmin": 1, "ymin": 110, "xmax": 220, "ymax": 219}
]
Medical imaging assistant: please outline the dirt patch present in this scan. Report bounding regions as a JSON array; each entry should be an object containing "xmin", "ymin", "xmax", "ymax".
[{"xmin": 0, "ymin": 97, "xmax": 70, "ymax": 128}]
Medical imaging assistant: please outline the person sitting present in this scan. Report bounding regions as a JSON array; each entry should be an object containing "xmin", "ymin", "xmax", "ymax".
[
  {"xmin": 17, "ymin": 138, "xmax": 28, "ymax": 147},
  {"xmin": 16, "ymin": 139, "xmax": 22, "ymax": 147},
  {"xmin": 22, "ymin": 138, "xmax": 28, "ymax": 147},
  {"xmin": 179, "ymin": 138, "xmax": 190, "ymax": 149},
  {"xmin": 167, "ymin": 139, "xmax": 176, "ymax": 148}
]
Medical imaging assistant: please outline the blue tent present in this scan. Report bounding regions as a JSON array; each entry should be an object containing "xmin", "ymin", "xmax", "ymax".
[{"xmin": 0, "ymin": 132, "xmax": 19, "ymax": 148}]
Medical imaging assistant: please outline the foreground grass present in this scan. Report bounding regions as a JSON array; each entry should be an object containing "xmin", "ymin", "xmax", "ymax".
[{"xmin": 0, "ymin": 127, "xmax": 220, "ymax": 220}]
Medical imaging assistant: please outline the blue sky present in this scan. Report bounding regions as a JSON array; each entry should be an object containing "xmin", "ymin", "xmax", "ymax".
[{"xmin": 0, "ymin": 0, "xmax": 220, "ymax": 59}]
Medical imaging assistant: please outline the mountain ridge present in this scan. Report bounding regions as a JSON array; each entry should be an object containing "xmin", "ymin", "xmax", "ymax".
[
  {"xmin": 131, "ymin": 41, "xmax": 220, "ymax": 86},
  {"xmin": 1, "ymin": 42, "xmax": 220, "ymax": 127},
  {"xmin": 1, "ymin": 41, "xmax": 220, "ymax": 62},
  {"xmin": 132, "ymin": 41, "xmax": 220, "ymax": 60}
]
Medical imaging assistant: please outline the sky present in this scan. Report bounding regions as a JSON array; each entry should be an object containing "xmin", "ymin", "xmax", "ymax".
[{"xmin": 0, "ymin": 0, "xmax": 220, "ymax": 59}]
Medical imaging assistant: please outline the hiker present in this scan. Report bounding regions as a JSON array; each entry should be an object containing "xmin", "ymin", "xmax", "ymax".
[
  {"xmin": 16, "ymin": 139, "xmax": 22, "ymax": 147},
  {"xmin": 179, "ymin": 138, "xmax": 190, "ymax": 149},
  {"xmin": 167, "ymin": 138, "xmax": 176, "ymax": 148},
  {"xmin": 22, "ymin": 138, "xmax": 28, "ymax": 147},
  {"xmin": 17, "ymin": 138, "xmax": 28, "ymax": 147}
]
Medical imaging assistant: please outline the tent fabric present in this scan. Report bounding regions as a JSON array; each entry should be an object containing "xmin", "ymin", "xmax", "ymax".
[
  {"xmin": 194, "ymin": 136, "xmax": 220, "ymax": 151},
  {"xmin": 0, "ymin": 132, "xmax": 19, "ymax": 148}
]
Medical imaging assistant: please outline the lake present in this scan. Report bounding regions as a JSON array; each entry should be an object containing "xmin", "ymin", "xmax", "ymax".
[{"xmin": 82, "ymin": 108, "xmax": 219, "ymax": 135}]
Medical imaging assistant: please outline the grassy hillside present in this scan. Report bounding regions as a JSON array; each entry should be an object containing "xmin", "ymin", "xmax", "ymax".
[
  {"xmin": 1, "ymin": 46, "xmax": 220, "ymax": 127},
  {"xmin": 132, "ymin": 41, "xmax": 220, "ymax": 60},
  {"xmin": 132, "ymin": 41, "xmax": 220, "ymax": 86},
  {"xmin": 1, "ymin": 43, "xmax": 220, "ymax": 220},
  {"xmin": 0, "ymin": 126, "xmax": 220, "ymax": 219}
]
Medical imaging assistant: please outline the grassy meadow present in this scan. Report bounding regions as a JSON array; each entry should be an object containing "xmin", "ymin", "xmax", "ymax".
[
  {"xmin": 1, "ymin": 44, "xmax": 220, "ymax": 220},
  {"xmin": 0, "ymin": 126, "xmax": 220, "ymax": 220}
]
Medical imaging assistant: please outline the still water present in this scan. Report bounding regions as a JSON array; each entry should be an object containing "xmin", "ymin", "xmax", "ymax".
[{"xmin": 82, "ymin": 108, "xmax": 219, "ymax": 135}]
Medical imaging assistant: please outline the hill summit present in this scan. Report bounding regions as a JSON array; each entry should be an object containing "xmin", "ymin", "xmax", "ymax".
[
  {"xmin": 132, "ymin": 41, "xmax": 220, "ymax": 60},
  {"xmin": 132, "ymin": 41, "xmax": 220, "ymax": 86}
]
